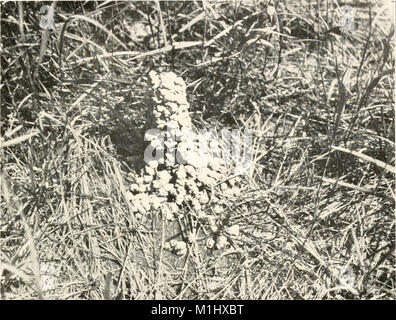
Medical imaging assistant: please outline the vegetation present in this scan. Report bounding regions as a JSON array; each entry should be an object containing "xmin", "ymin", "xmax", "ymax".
[{"xmin": 0, "ymin": 0, "xmax": 394, "ymax": 299}]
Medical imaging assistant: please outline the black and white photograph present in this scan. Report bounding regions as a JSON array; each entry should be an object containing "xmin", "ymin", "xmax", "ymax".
[{"xmin": 0, "ymin": 0, "xmax": 394, "ymax": 304}]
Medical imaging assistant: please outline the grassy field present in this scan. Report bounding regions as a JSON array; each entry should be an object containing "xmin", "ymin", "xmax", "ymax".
[{"xmin": 0, "ymin": 0, "xmax": 395, "ymax": 300}]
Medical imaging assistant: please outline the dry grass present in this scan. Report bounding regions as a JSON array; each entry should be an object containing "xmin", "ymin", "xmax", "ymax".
[{"xmin": 0, "ymin": 0, "xmax": 394, "ymax": 300}]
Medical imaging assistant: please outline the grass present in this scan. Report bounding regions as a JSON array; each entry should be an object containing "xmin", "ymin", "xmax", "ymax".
[{"xmin": 0, "ymin": 0, "xmax": 394, "ymax": 300}]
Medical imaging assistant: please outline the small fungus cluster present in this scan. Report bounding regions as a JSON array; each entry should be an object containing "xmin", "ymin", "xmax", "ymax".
[{"xmin": 127, "ymin": 71, "xmax": 242, "ymax": 253}]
